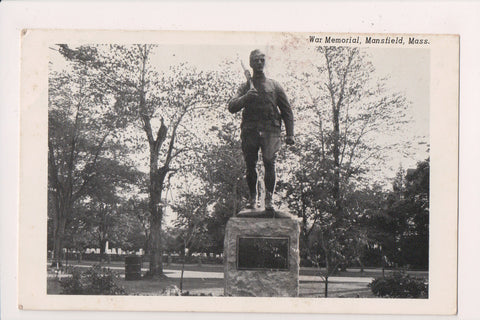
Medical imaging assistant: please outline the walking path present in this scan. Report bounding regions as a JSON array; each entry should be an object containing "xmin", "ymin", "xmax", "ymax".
[{"xmin": 48, "ymin": 263, "xmax": 373, "ymax": 283}]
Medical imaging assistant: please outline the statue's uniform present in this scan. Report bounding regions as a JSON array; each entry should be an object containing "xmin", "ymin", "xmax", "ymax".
[{"xmin": 228, "ymin": 73, "xmax": 294, "ymax": 199}]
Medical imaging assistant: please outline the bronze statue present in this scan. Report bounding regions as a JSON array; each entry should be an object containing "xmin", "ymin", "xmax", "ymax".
[{"xmin": 228, "ymin": 49, "xmax": 295, "ymax": 211}]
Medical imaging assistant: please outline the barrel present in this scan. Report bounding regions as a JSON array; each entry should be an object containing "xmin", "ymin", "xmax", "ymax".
[{"xmin": 125, "ymin": 255, "xmax": 142, "ymax": 280}]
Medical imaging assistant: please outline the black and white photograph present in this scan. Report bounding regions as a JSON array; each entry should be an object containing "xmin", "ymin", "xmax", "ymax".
[{"xmin": 16, "ymin": 30, "xmax": 458, "ymax": 314}]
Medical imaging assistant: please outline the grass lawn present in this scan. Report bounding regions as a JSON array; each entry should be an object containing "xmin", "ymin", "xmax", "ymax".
[
  {"xmin": 51, "ymin": 259, "xmax": 428, "ymax": 277},
  {"xmin": 48, "ymin": 277, "xmax": 224, "ymax": 296},
  {"xmin": 47, "ymin": 276, "xmax": 374, "ymax": 297},
  {"xmin": 47, "ymin": 260, "xmax": 426, "ymax": 298}
]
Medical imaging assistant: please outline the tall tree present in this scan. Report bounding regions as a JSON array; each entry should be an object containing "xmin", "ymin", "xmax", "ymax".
[
  {"xmin": 172, "ymin": 192, "xmax": 212, "ymax": 292},
  {"xmin": 278, "ymin": 46, "xmax": 411, "ymax": 296},
  {"xmin": 54, "ymin": 45, "xmax": 234, "ymax": 275},
  {"xmin": 48, "ymin": 55, "xmax": 122, "ymax": 265},
  {"xmin": 371, "ymin": 159, "xmax": 429, "ymax": 269},
  {"xmin": 77, "ymin": 157, "xmax": 139, "ymax": 260},
  {"xmin": 95, "ymin": 45, "xmax": 223, "ymax": 276}
]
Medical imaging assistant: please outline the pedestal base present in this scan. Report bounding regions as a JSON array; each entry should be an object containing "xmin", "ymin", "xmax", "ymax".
[{"xmin": 224, "ymin": 211, "xmax": 300, "ymax": 297}]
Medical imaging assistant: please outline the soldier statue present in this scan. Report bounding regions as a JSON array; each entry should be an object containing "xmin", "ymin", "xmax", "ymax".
[{"xmin": 228, "ymin": 49, "xmax": 295, "ymax": 211}]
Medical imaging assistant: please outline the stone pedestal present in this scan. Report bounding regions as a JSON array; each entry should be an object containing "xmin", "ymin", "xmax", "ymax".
[{"xmin": 224, "ymin": 210, "xmax": 300, "ymax": 297}]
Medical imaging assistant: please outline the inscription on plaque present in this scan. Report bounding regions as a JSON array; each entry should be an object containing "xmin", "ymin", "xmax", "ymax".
[{"xmin": 237, "ymin": 236, "xmax": 289, "ymax": 270}]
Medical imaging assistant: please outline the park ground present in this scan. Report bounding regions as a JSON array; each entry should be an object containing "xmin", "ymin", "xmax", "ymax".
[{"xmin": 46, "ymin": 260, "xmax": 428, "ymax": 298}]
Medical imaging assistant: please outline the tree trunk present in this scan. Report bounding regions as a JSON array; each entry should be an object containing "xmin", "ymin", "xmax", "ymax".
[
  {"xmin": 324, "ymin": 252, "xmax": 330, "ymax": 297},
  {"xmin": 332, "ymin": 106, "xmax": 342, "ymax": 217},
  {"xmin": 100, "ymin": 238, "xmax": 107, "ymax": 263},
  {"xmin": 180, "ymin": 242, "xmax": 186, "ymax": 293},
  {"xmin": 52, "ymin": 208, "xmax": 67, "ymax": 267},
  {"xmin": 357, "ymin": 257, "xmax": 364, "ymax": 273},
  {"xmin": 144, "ymin": 115, "xmax": 169, "ymax": 277},
  {"xmin": 52, "ymin": 235, "xmax": 63, "ymax": 267},
  {"xmin": 148, "ymin": 213, "xmax": 164, "ymax": 276},
  {"xmin": 301, "ymin": 213, "xmax": 309, "ymax": 251},
  {"xmin": 324, "ymin": 276, "xmax": 329, "ymax": 297},
  {"xmin": 65, "ymin": 248, "xmax": 69, "ymax": 269}
]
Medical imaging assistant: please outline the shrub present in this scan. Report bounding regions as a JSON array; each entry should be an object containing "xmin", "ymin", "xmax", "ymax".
[
  {"xmin": 59, "ymin": 265, "xmax": 126, "ymax": 295},
  {"xmin": 368, "ymin": 271, "xmax": 428, "ymax": 298},
  {"xmin": 59, "ymin": 268, "xmax": 84, "ymax": 294}
]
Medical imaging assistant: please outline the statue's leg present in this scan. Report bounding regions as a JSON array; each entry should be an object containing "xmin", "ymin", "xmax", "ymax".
[
  {"xmin": 241, "ymin": 129, "xmax": 260, "ymax": 208},
  {"xmin": 261, "ymin": 132, "xmax": 281, "ymax": 209},
  {"xmin": 245, "ymin": 154, "xmax": 258, "ymax": 200}
]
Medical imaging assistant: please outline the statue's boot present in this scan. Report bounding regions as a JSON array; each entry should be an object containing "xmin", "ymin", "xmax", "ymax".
[
  {"xmin": 265, "ymin": 191, "xmax": 274, "ymax": 211},
  {"xmin": 245, "ymin": 193, "xmax": 257, "ymax": 209}
]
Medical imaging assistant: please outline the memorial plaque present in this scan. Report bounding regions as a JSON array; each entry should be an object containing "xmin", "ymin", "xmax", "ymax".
[
  {"xmin": 224, "ymin": 217, "xmax": 300, "ymax": 296},
  {"xmin": 237, "ymin": 236, "xmax": 289, "ymax": 270}
]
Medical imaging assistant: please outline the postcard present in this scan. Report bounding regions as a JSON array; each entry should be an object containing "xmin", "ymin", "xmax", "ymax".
[{"xmin": 18, "ymin": 30, "xmax": 458, "ymax": 314}]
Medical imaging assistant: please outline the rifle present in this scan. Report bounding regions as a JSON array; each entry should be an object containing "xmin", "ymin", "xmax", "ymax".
[{"xmin": 240, "ymin": 60, "xmax": 255, "ymax": 90}]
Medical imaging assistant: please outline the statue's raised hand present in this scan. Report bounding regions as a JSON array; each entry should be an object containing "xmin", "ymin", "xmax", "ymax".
[{"xmin": 244, "ymin": 88, "xmax": 259, "ymax": 102}]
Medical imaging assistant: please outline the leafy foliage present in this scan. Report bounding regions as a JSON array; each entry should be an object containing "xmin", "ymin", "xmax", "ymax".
[
  {"xmin": 52, "ymin": 44, "xmax": 230, "ymax": 275},
  {"xmin": 368, "ymin": 271, "xmax": 428, "ymax": 298},
  {"xmin": 276, "ymin": 47, "xmax": 412, "ymax": 297},
  {"xmin": 48, "ymin": 54, "xmax": 130, "ymax": 263},
  {"xmin": 59, "ymin": 265, "xmax": 126, "ymax": 295},
  {"xmin": 59, "ymin": 268, "xmax": 84, "ymax": 294},
  {"xmin": 369, "ymin": 159, "xmax": 429, "ymax": 269}
]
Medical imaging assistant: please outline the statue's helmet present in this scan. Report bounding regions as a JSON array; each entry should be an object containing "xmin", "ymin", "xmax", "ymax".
[{"xmin": 249, "ymin": 49, "xmax": 266, "ymax": 68}]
